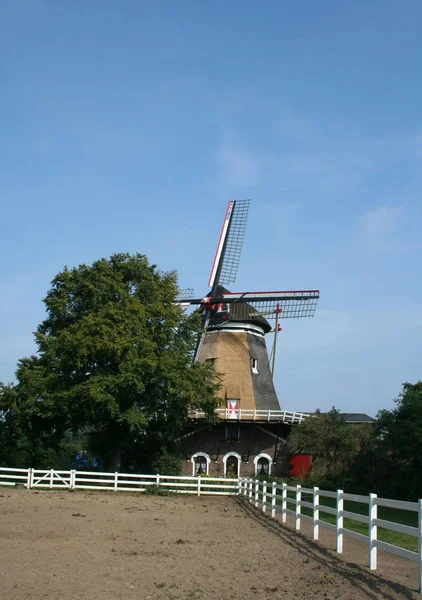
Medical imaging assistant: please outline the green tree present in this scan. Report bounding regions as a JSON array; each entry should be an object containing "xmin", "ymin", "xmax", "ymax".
[
  {"xmin": 0, "ymin": 381, "xmax": 84, "ymax": 468},
  {"xmin": 289, "ymin": 408, "xmax": 371, "ymax": 482},
  {"xmin": 375, "ymin": 381, "xmax": 422, "ymax": 499},
  {"xmin": 0, "ymin": 253, "xmax": 220, "ymax": 471}
]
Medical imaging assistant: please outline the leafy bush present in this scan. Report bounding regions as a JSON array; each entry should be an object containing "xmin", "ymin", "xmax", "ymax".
[
  {"xmin": 144, "ymin": 484, "xmax": 174, "ymax": 496},
  {"xmin": 150, "ymin": 450, "xmax": 182, "ymax": 476}
]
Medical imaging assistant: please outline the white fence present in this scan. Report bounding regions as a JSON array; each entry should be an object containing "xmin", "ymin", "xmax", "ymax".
[
  {"xmin": 239, "ymin": 478, "xmax": 422, "ymax": 592},
  {"xmin": 0, "ymin": 467, "xmax": 239, "ymax": 496},
  {"xmin": 188, "ymin": 407, "xmax": 308, "ymax": 424}
]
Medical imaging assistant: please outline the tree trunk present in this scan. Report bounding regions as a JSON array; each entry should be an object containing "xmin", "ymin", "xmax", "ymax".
[{"xmin": 109, "ymin": 446, "xmax": 121, "ymax": 472}]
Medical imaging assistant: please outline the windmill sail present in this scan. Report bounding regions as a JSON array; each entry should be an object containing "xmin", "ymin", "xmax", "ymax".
[
  {"xmin": 215, "ymin": 290, "xmax": 319, "ymax": 320},
  {"xmin": 177, "ymin": 290, "xmax": 319, "ymax": 319},
  {"xmin": 175, "ymin": 288, "xmax": 195, "ymax": 305},
  {"xmin": 208, "ymin": 199, "xmax": 250, "ymax": 293}
]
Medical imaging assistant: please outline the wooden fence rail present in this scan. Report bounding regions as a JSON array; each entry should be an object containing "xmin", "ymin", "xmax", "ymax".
[
  {"xmin": 0, "ymin": 467, "xmax": 239, "ymax": 496},
  {"xmin": 239, "ymin": 478, "xmax": 422, "ymax": 592}
]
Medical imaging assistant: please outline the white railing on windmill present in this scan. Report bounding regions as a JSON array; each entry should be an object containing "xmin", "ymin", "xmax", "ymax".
[
  {"xmin": 175, "ymin": 199, "xmax": 319, "ymax": 421},
  {"xmin": 187, "ymin": 407, "xmax": 310, "ymax": 424}
]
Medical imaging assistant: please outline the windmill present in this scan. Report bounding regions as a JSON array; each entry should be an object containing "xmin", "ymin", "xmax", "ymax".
[{"xmin": 176, "ymin": 200, "xmax": 319, "ymax": 424}]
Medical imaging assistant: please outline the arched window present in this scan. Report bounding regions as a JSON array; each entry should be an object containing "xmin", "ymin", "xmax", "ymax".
[
  {"xmin": 191, "ymin": 452, "xmax": 211, "ymax": 476},
  {"xmin": 254, "ymin": 453, "xmax": 272, "ymax": 476},
  {"xmin": 223, "ymin": 452, "xmax": 242, "ymax": 477}
]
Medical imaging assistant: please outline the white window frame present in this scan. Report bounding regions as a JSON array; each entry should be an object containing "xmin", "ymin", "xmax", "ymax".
[
  {"xmin": 223, "ymin": 452, "xmax": 242, "ymax": 477},
  {"xmin": 191, "ymin": 452, "xmax": 211, "ymax": 476},
  {"xmin": 251, "ymin": 357, "xmax": 258, "ymax": 374},
  {"xmin": 254, "ymin": 453, "xmax": 272, "ymax": 476},
  {"xmin": 227, "ymin": 398, "xmax": 240, "ymax": 420}
]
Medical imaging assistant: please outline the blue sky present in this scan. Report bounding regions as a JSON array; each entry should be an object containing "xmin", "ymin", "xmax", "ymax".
[{"xmin": 1, "ymin": 1, "xmax": 421, "ymax": 416}]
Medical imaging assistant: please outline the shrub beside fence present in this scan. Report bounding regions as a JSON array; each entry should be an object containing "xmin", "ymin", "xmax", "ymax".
[
  {"xmin": 239, "ymin": 477, "xmax": 422, "ymax": 592},
  {"xmin": 0, "ymin": 466, "xmax": 239, "ymax": 496}
]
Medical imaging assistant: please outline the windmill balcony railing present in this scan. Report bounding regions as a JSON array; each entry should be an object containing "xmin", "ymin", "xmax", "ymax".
[{"xmin": 188, "ymin": 407, "xmax": 309, "ymax": 424}]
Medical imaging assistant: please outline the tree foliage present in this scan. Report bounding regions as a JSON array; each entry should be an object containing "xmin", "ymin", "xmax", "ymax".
[
  {"xmin": 0, "ymin": 379, "xmax": 84, "ymax": 468},
  {"xmin": 373, "ymin": 381, "xmax": 422, "ymax": 500},
  {"xmin": 0, "ymin": 253, "xmax": 220, "ymax": 471},
  {"xmin": 290, "ymin": 409, "xmax": 361, "ymax": 473},
  {"xmin": 288, "ymin": 408, "xmax": 372, "ymax": 487}
]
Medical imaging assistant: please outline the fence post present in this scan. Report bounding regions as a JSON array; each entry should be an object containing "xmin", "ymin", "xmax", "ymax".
[
  {"xmin": 114, "ymin": 472, "xmax": 118, "ymax": 491},
  {"xmin": 336, "ymin": 489, "xmax": 344, "ymax": 553},
  {"xmin": 49, "ymin": 468, "xmax": 54, "ymax": 489},
  {"xmin": 282, "ymin": 482, "xmax": 287, "ymax": 523},
  {"xmin": 369, "ymin": 493, "xmax": 378, "ymax": 569},
  {"xmin": 29, "ymin": 468, "xmax": 34, "ymax": 489},
  {"xmin": 254, "ymin": 479, "xmax": 259, "ymax": 508},
  {"xmin": 156, "ymin": 473, "xmax": 160, "ymax": 487},
  {"xmin": 70, "ymin": 469, "xmax": 76, "ymax": 490},
  {"xmin": 26, "ymin": 468, "xmax": 32, "ymax": 490},
  {"xmin": 313, "ymin": 486, "xmax": 319, "ymax": 540},
  {"xmin": 197, "ymin": 476, "xmax": 201, "ymax": 497},
  {"xmin": 295, "ymin": 485, "xmax": 302, "ymax": 530},
  {"xmin": 249, "ymin": 479, "xmax": 253, "ymax": 503},
  {"xmin": 418, "ymin": 499, "xmax": 422, "ymax": 593},
  {"xmin": 262, "ymin": 481, "xmax": 267, "ymax": 513},
  {"xmin": 271, "ymin": 481, "xmax": 276, "ymax": 519}
]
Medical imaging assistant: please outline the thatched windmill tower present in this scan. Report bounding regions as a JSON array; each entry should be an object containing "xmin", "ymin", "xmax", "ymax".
[{"xmin": 176, "ymin": 200, "xmax": 319, "ymax": 477}]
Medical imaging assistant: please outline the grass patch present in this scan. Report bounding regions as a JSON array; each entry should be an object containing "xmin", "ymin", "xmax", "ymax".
[{"xmin": 294, "ymin": 493, "xmax": 419, "ymax": 552}]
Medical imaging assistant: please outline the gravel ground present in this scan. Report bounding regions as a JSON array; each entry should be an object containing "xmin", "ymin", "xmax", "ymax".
[{"xmin": 0, "ymin": 489, "xmax": 420, "ymax": 600}]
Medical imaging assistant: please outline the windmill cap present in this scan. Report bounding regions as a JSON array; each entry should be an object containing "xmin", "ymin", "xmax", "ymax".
[{"xmin": 208, "ymin": 285, "xmax": 272, "ymax": 334}]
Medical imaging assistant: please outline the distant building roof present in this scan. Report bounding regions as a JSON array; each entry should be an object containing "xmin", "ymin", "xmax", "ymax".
[{"xmin": 341, "ymin": 413, "xmax": 374, "ymax": 423}]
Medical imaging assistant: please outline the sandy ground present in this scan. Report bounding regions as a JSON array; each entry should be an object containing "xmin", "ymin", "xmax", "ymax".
[{"xmin": 0, "ymin": 488, "xmax": 420, "ymax": 600}]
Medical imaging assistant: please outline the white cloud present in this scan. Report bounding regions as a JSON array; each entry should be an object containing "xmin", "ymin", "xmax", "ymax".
[
  {"xmin": 360, "ymin": 204, "xmax": 407, "ymax": 250},
  {"xmin": 217, "ymin": 143, "xmax": 260, "ymax": 187},
  {"xmin": 276, "ymin": 305, "xmax": 422, "ymax": 355},
  {"xmin": 216, "ymin": 107, "xmax": 422, "ymax": 197}
]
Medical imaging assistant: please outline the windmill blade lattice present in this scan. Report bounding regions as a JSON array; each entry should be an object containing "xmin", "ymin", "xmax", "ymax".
[
  {"xmin": 217, "ymin": 199, "xmax": 250, "ymax": 286},
  {"xmin": 246, "ymin": 297, "xmax": 318, "ymax": 320},
  {"xmin": 208, "ymin": 199, "xmax": 250, "ymax": 292},
  {"xmin": 175, "ymin": 288, "xmax": 195, "ymax": 303},
  {"xmin": 212, "ymin": 290, "xmax": 319, "ymax": 320}
]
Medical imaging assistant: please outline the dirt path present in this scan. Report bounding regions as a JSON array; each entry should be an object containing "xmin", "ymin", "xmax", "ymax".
[{"xmin": 0, "ymin": 489, "xmax": 420, "ymax": 600}]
